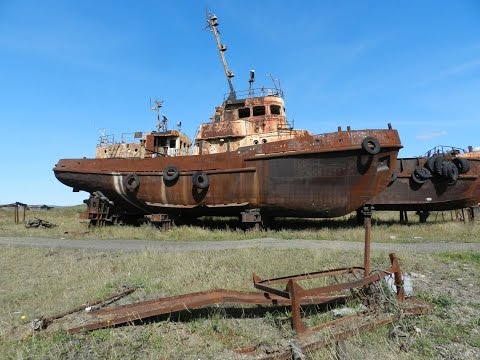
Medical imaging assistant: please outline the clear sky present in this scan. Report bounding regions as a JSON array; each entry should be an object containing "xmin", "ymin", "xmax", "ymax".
[{"xmin": 1, "ymin": 1, "xmax": 479, "ymax": 205}]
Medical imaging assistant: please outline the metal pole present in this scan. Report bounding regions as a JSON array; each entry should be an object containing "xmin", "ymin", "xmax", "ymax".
[
  {"xmin": 362, "ymin": 205, "xmax": 373, "ymax": 277},
  {"xmin": 389, "ymin": 253, "xmax": 405, "ymax": 302},
  {"xmin": 287, "ymin": 279, "xmax": 306, "ymax": 336},
  {"xmin": 207, "ymin": 14, "xmax": 236, "ymax": 101}
]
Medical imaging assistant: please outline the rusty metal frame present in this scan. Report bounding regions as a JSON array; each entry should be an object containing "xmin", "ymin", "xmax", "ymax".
[
  {"xmin": 67, "ymin": 289, "xmax": 345, "ymax": 334},
  {"xmin": 67, "ymin": 250, "xmax": 413, "ymax": 336},
  {"xmin": 255, "ymin": 297, "xmax": 431, "ymax": 360},
  {"xmin": 0, "ymin": 202, "xmax": 28, "ymax": 223},
  {"xmin": 252, "ymin": 252, "xmax": 404, "ymax": 337},
  {"xmin": 66, "ymin": 209, "xmax": 430, "ymax": 358},
  {"xmin": 34, "ymin": 288, "xmax": 136, "ymax": 331}
]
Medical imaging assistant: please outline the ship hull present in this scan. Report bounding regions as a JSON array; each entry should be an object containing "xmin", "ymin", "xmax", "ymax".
[
  {"xmin": 371, "ymin": 157, "xmax": 480, "ymax": 211},
  {"xmin": 54, "ymin": 130, "xmax": 401, "ymax": 219}
]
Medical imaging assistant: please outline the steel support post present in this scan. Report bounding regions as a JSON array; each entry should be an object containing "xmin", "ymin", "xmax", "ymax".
[
  {"xmin": 287, "ymin": 279, "xmax": 306, "ymax": 335},
  {"xmin": 389, "ymin": 253, "xmax": 405, "ymax": 302},
  {"xmin": 361, "ymin": 205, "xmax": 373, "ymax": 277}
]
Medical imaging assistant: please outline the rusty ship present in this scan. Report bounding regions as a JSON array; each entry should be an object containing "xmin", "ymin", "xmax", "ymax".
[
  {"xmin": 53, "ymin": 13, "xmax": 402, "ymax": 227},
  {"xmin": 368, "ymin": 145, "xmax": 480, "ymax": 220}
]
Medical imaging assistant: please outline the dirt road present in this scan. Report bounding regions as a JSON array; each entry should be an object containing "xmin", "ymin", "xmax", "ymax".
[{"xmin": 0, "ymin": 236, "xmax": 479, "ymax": 253}]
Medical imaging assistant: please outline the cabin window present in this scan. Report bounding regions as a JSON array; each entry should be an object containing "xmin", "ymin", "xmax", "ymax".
[
  {"xmin": 238, "ymin": 107, "xmax": 250, "ymax": 119},
  {"xmin": 169, "ymin": 139, "xmax": 176, "ymax": 148},
  {"xmin": 253, "ymin": 106, "xmax": 266, "ymax": 116},
  {"xmin": 270, "ymin": 105, "xmax": 281, "ymax": 115}
]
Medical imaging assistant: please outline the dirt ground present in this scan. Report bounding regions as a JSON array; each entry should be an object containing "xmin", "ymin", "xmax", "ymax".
[{"xmin": 1, "ymin": 236, "xmax": 479, "ymax": 253}]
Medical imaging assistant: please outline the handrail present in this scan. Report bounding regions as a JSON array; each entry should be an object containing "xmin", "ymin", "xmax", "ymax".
[
  {"xmin": 97, "ymin": 132, "xmax": 146, "ymax": 146},
  {"xmin": 424, "ymin": 145, "xmax": 467, "ymax": 157},
  {"xmin": 223, "ymin": 87, "xmax": 283, "ymax": 101}
]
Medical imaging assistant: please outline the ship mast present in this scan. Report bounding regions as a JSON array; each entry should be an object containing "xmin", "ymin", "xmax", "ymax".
[
  {"xmin": 150, "ymin": 99, "xmax": 167, "ymax": 132},
  {"xmin": 206, "ymin": 12, "xmax": 236, "ymax": 102}
]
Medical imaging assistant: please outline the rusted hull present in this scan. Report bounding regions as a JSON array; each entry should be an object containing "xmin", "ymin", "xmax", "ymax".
[
  {"xmin": 371, "ymin": 157, "xmax": 480, "ymax": 211},
  {"xmin": 54, "ymin": 129, "xmax": 401, "ymax": 218}
]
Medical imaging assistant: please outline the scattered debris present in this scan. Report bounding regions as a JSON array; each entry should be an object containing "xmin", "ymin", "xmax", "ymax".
[
  {"xmin": 386, "ymin": 274, "xmax": 414, "ymax": 297},
  {"xmin": 63, "ymin": 231, "xmax": 90, "ymax": 237},
  {"xmin": 390, "ymin": 325, "xmax": 409, "ymax": 338},
  {"xmin": 25, "ymin": 218, "xmax": 56, "ymax": 229},
  {"xmin": 332, "ymin": 305, "xmax": 367, "ymax": 318}
]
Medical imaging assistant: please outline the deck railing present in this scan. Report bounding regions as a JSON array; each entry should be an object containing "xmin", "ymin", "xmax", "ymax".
[
  {"xmin": 98, "ymin": 132, "xmax": 146, "ymax": 146},
  {"xmin": 223, "ymin": 87, "xmax": 283, "ymax": 101}
]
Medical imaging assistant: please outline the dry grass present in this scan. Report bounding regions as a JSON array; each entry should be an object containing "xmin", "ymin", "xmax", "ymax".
[
  {"xmin": 1, "ymin": 205, "xmax": 479, "ymax": 244},
  {"xmin": 0, "ymin": 244, "xmax": 479, "ymax": 359},
  {"xmin": 1, "ymin": 206, "xmax": 479, "ymax": 358}
]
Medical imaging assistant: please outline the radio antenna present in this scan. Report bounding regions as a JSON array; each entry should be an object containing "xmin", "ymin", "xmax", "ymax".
[{"xmin": 150, "ymin": 98, "xmax": 166, "ymax": 132}]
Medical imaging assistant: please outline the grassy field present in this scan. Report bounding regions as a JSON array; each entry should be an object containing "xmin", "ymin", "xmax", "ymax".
[
  {"xmin": 1, "ymin": 205, "xmax": 479, "ymax": 243},
  {"xmin": 0, "ymin": 206, "xmax": 479, "ymax": 359}
]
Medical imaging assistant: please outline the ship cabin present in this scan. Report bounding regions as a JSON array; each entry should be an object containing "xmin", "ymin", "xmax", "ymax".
[
  {"xmin": 193, "ymin": 90, "xmax": 308, "ymax": 155},
  {"xmin": 145, "ymin": 130, "xmax": 192, "ymax": 157},
  {"xmin": 95, "ymin": 130, "xmax": 192, "ymax": 159}
]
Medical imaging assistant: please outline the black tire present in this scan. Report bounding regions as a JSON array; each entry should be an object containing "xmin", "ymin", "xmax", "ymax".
[
  {"xmin": 163, "ymin": 165, "xmax": 180, "ymax": 181},
  {"xmin": 413, "ymin": 166, "xmax": 432, "ymax": 180},
  {"xmin": 425, "ymin": 154, "xmax": 442, "ymax": 172},
  {"xmin": 433, "ymin": 156, "xmax": 445, "ymax": 176},
  {"xmin": 411, "ymin": 170, "xmax": 427, "ymax": 184},
  {"xmin": 124, "ymin": 174, "xmax": 140, "ymax": 192},
  {"xmin": 361, "ymin": 136, "xmax": 381, "ymax": 155},
  {"xmin": 442, "ymin": 161, "xmax": 459, "ymax": 183},
  {"xmin": 453, "ymin": 157, "xmax": 470, "ymax": 174},
  {"xmin": 192, "ymin": 171, "xmax": 209, "ymax": 189}
]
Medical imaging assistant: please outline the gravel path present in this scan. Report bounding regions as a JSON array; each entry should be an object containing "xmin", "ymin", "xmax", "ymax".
[{"xmin": 0, "ymin": 236, "xmax": 479, "ymax": 254}]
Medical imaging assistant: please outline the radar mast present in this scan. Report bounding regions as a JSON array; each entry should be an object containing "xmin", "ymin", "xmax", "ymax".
[
  {"xmin": 150, "ymin": 99, "xmax": 167, "ymax": 132},
  {"xmin": 206, "ymin": 12, "xmax": 236, "ymax": 102}
]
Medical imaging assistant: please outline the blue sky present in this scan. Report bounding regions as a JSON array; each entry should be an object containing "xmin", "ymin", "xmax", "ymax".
[{"xmin": 1, "ymin": 1, "xmax": 479, "ymax": 205}]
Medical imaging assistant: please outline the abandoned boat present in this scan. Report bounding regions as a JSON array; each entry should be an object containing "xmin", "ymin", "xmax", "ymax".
[
  {"xmin": 368, "ymin": 145, "xmax": 480, "ymax": 216},
  {"xmin": 53, "ymin": 13, "xmax": 402, "ymax": 227}
]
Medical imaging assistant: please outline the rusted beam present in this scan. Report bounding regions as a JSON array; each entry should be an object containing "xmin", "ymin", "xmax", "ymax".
[
  {"xmin": 68, "ymin": 289, "xmax": 346, "ymax": 334},
  {"xmin": 33, "ymin": 288, "xmax": 136, "ymax": 330},
  {"xmin": 389, "ymin": 253, "xmax": 405, "ymax": 302},
  {"xmin": 287, "ymin": 280, "xmax": 306, "ymax": 335},
  {"xmin": 253, "ymin": 267, "xmax": 364, "ymax": 286},
  {"xmin": 258, "ymin": 298, "xmax": 432, "ymax": 359}
]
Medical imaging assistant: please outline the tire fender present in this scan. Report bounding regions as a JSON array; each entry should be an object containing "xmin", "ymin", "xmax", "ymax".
[
  {"xmin": 124, "ymin": 174, "xmax": 140, "ymax": 192},
  {"xmin": 453, "ymin": 157, "xmax": 470, "ymax": 174},
  {"xmin": 361, "ymin": 136, "xmax": 381, "ymax": 155},
  {"xmin": 163, "ymin": 165, "xmax": 180, "ymax": 182},
  {"xmin": 192, "ymin": 171, "xmax": 209, "ymax": 189},
  {"xmin": 442, "ymin": 162, "xmax": 459, "ymax": 183}
]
